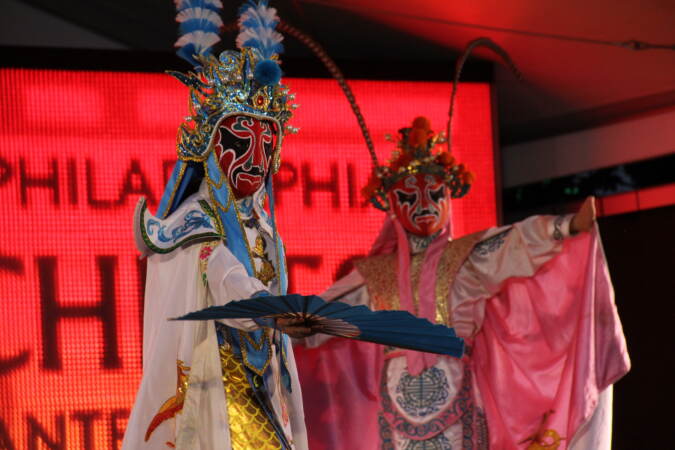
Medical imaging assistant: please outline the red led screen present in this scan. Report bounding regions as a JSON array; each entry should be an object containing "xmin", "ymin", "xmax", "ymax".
[{"xmin": 0, "ymin": 68, "xmax": 495, "ymax": 448}]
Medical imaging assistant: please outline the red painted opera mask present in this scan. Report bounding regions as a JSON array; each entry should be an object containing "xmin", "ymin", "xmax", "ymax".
[
  {"xmin": 388, "ymin": 173, "xmax": 449, "ymax": 236},
  {"xmin": 212, "ymin": 115, "xmax": 278, "ymax": 198}
]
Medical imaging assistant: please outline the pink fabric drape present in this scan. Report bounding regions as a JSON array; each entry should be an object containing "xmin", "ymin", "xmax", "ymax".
[
  {"xmin": 295, "ymin": 222, "xmax": 630, "ymax": 449},
  {"xmin": 393, "ymin": 218, "xmax": 415, "ymax": 313},
  {"xmin": 389, "ymin": 216, "xmax": 455, "ymax": 375},
  {"xmin": 473, "ymin": 230, "xmax": 630, "ymax": 449},
  {"xmin": 293, "ymin": 339, "xmax": 383, "ymax": 450}
]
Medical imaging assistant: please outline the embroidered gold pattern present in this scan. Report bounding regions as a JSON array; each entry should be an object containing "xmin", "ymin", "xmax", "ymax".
[
  {"xmin": 355, "ymin": 233, "xmax": 481, "ymax": 327},
  {"xmin": 199, "ymin": 199, "xmax": 225, "ymax": 237},
  {"xmin": 524, "ymin": 429, "xmax": 564, "ymax": 450},
  {"xmin": 199, "ymin": 240, "xmax": 221, "ymax": 286},
  {"xmin": 253, "ymin": 235, "xmax": 276, "ymax": 285},
  {"xmin": 355, "ymin": 253, "xmax": 400, "ymax": 312},
  {"xmin": 220, "ymin": 343, "xmax": 282, "ymax": 450},
  {"xmin": 434, "ymin": 233, "xmax": 482, "ymax": 325},
  {"xmin": 237, "ymin": 328, "xmax": 274, "ymax": 376}
]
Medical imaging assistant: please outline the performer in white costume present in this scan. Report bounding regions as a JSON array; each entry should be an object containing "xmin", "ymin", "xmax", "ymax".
[{"xmin": 123, "ymin": 1, "xmax": 311, "ymax": 448}]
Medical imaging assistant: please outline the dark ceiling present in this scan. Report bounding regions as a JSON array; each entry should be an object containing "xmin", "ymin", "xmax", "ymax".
[{"xmin": 7, "ymin": 0, "xmax": 675, "ymax": 145}]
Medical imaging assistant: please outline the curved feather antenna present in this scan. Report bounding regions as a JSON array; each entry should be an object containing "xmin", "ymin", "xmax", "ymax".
[
  {"xmin": 236, "ymin": 0, "xmax": 284, "ymax": 59},
  {"xmin": 447, "ymin": 37, "xmax": 522, "ymax": 152},
  {"xmin": 174, "ymin": 0, "xmax": 224, "ymax": 67},
  {"xmin": 277, "ymin": 20, "xmax": 378, "ymax": 171},
  {"xmin": 219, "ymin": 18, "xmax": 377, "ymax": 168}
]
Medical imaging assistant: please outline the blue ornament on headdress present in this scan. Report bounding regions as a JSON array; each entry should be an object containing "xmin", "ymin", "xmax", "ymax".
[{"xmin": 254, "ymin": 59, "xmax": 282, "ymax": 86}]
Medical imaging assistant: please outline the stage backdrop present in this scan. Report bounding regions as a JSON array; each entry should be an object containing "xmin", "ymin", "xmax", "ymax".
[{"xmin": 0, "ymin": 68, "xmax": 495, "ymax": 449}]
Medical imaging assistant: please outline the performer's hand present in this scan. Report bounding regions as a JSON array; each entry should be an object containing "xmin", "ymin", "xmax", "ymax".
[
  {"xmin": 276, "ymin": 317, "xmax": 316, "ymax": 338},
  {"xmin": 570, "ymin": 196, "xmax": 596, "ymax": 234}
]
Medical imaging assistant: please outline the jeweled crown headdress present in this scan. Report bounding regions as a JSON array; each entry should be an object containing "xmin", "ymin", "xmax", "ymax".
[
  {"xmin": 362, "ymin": 116, "xmax": 474, "ymax": 211},
  {"xmin": 169, "ymin": 0, "xmax": 296, "ymax": 171},
  {"xmin": 357, "ymin": 38, "xmax": 521, "ymax": 212},
  {"xmin": 155, "ymin": 0, "xmax": 297, "ymax": 219}
]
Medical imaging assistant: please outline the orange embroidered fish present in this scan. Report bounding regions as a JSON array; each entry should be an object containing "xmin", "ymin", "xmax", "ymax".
[
  {"xmin": 519, "ymin": 410, "xmax": 566, "ymax": 450},
  {"xmin": 524, "ymin": 429, "xmax": 564, "ymax": 450},
  {"xmin": 145, "ymin": 361, "xmax": 190, "ymax": 442}
]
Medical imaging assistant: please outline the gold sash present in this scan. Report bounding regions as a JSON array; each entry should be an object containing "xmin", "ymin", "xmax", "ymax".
[{"xmin": 355, "ymin": 233, "xmax": 481, "ymax": 327}]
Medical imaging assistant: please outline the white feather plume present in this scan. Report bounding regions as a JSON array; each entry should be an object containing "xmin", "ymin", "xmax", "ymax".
[
  {"xmin": 236, "ymin": 1, "xmax": 284, "ymax": 59},
  {"xmin": 173, "ymin": 0, "xmax": 224, "ymax": 65},
  {"xmin": 176, "ymin": 8, "xmax": 223, "ymax": 27},
  {"xmin": 175, "ymin": 31, "xmax": 221, "ymax": 49},
  {"xmin": 174, "ymin": 0, "xmax": 223, "ymax": 10}
]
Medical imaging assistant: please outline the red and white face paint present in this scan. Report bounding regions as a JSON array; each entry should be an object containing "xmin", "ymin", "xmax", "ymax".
[
  {"xmin": 212, "ymin": 115, "xmax": 278, "ymax": 198},
  {"xmin": 388, "ymin": 173, "xmax": 449, "ymax": 236}
]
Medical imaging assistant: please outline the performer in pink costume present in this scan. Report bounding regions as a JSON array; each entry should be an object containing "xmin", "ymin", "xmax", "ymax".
[{"xmin": 301, "ymin": 115, "xmax": 630, "ymax": 450}]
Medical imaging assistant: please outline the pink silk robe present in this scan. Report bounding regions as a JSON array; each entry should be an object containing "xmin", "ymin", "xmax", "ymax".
[{"xmin": 297, "ymin": 215, "xmax": 630, "ymax": 449}]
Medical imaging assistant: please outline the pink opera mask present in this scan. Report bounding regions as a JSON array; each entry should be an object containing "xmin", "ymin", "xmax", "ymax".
[
  {"xmin": 213, "ymin": 115, "xmax": 278, "ymax": 198},
  {"xmin": 388, "ymin": 173, "xmax": 450, "ymax": 236}
]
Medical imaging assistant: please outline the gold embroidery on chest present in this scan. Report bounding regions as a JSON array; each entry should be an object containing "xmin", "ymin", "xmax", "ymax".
[
  {"xmin": 355, "ymin": 253, "xmax": 400, "ymax": 312},
  {"xmin": 434, "ymin": 234, "xmax": 482, "ymax": 326},
  {"xmin": 252, "ymin": 235, "xmax": 276, "ymax": 285},
  {"xmin": 356, "ymin": 233, "xmax": 482, "ymax": 327}
]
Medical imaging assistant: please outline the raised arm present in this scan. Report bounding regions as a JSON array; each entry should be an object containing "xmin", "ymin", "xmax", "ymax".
[{"xmin": 451, "ymin": 197, "xmax": 597, "ymax": 336}]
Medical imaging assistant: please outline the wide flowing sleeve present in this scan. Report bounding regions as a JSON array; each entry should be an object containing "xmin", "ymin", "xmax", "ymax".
[
  {"xmin": 451, "ymin": 214, "xmax": 574, "ymax": 337},
  {"xmin": 471, "ymin": 227, "xmax": 630, "ymax": 449},
  {"xmin": 205, "ymin": 242, "xmax": 268, "ymax": 331}
]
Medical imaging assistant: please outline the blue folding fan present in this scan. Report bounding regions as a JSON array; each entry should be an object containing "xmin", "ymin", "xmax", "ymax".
[{"xmin": 173, "ymin": 294, "xmax": 464, "ymax": 357}]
